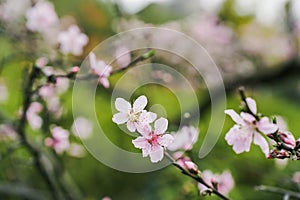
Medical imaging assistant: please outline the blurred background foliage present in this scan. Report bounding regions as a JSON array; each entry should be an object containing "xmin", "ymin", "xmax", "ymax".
[{"xmin": 0, "ymin": 0, "xmax": 300, "ymax": 199}]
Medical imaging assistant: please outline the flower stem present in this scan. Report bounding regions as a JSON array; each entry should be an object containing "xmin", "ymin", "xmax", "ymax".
[
  {"xmin": 255, "ymin": 185, "xmax": 300, "ymax": 199},
  {"xmin": 164, "ymin": 151, "xmax": 230, "ymax": 200}
]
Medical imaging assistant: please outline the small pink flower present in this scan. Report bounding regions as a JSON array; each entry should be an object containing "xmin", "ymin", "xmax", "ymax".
[
  {"xmin": 225, "ymin": 98, "xmax": 278, "ymax": 156},
  {"xmin": 71, "ymin": 117, "xmax": 93, "ymax": 139},
  {"xmin": 292, "ymin": 172, "xmax": 300, "ymax": 183},
  {"xmin": 26, "ymin": 1, "xmax": 58, "ymax": 33},
  {"xmin": 0, "ymin": 124, "xmax": 17, "ymax": 141},
  {"xmin": 132, "ymin": 118, "xmax": 174, "ymax": 163},
  {"xmin": 58, "ymin": 25, "xmax": 89, "ymax": 56},
  {"xmin": 115, "ymin": 46, "xmax": 131, "ymax": 68},
  {"xmin": 26, "ymin": 102, "xmax": 43, "ymax": 130},
  {"xmin": 198, "ymin": 170, "xmax": 234, "ymax": 196},
  {"xmin": 35, "ymin": 57, "xmax": 49, "ymax": 67},
  {"xmin": 67, "ymin": 143, "xmax": 85, "ymax": 158},
  {"xmin": 102, "ymin": 197, "xmax": 111, "ymax": 200},
  {"xmin": 89, "ymin": 52, "xmax": 112, "ymax": 88},
  {"xmin": 112, "ymin": 95, "xmax": 157, "ymax": 132},
  {"xmin": 168, "ymin": 126, "xmax": 199, "ymax": 151},
  {"xmin": 71, "ymin": 66, "xmax": 80, "ymax": 73},
  {"xmin": 45, "ymin": 126, "xmax": 70, "ymax": 154}
]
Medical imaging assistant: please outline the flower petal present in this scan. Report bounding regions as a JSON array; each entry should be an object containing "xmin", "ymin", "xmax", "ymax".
[
  {"xmin": 158, "ymin": 134, "xmax": 174, "ymax": 147},
  {"xmin": 115, "ymin": 98, "xmax": 131, "ymax": 113},
  {"xmin": 126, "ymin": 121, "xmax": 136, "ymax": 132},
  {"xmin": 246, "ymin": 97, "xmax": 257, "ymax": 114},
  {"xmin": 99, "ymin": 77, "xmax": 110, "ymax": 88},
  {"xmin": 132, "ymin": 136, "xmax": 150, "ymax": 149},
  {"xmin": 224, "ymin": 110, "xmax": 244, "ymax": 125},
  {"xmin": 89, "ymin": 52, "xmax": 97, "ymax": 70},
  {"xmin": 147, "ymin": 112, "xmax": 157, "ymax": 123},
  {"xmin": 154, "ymin": 117, "xmax": 168, "ymax": 134},
  {"xmin": 112, "ymin": 113, "xmax": 128, "ymax": 124},
  {"xmin": 253, "ymin": 132, "xmax": 269, "ymax": 156},
  {"xmin": 133, "ymin": 95, "xmax": 147, "ymax": 113},
  {"xmin": 257, "ymin": 117, "xmax": 278, "ymax": 134},
  {"xmin": 225, "ymin": 125, "xmax": 252, "ymax": 154},
  {"xmin": 136, "ymin": 124, "xmax": 152, "ymax": 139},
  {"xmin": 240, "ymin": 112, "xmax": 256, "ymax": 123},
  {"xmin": 149, "ymin": 146, "xmax": 164, "ymax": 163}
]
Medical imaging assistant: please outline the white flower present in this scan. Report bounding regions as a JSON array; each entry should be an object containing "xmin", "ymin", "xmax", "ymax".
[
  {"xmin": 89, "ymin": 52, "xmax": 112, "ymax": 88},
  {"xmin": 26, "ymin": 1, "xmax": 58, "ymax": 33},
  {"xmin": 168, "ymin": 126, "xmax": 199, "ymax": 151},
  {"xmin": 225, "ymin": 98, "xmax": 278, "ymax": 156},
  {"xmin": 112, "ymin": 95, "xmax": 157, "ymax": 132},
  {"xmin": 57, "ymin": 25, "xmax": 89, "ymax": 56},
  {"xmin": 132, "ymin": 118, "xmax": 174, "ymax": 163}
]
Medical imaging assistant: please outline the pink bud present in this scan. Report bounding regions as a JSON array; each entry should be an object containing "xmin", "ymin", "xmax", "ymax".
[
  {"xmin": 71, "ymin": 66, "xmax": 80, "ymax": 73},
  {"xmin": 176, "ymin": 157, "xmax": 199, "ymax": 174},
  {"xmin": 36, "ymin": 57, "xmax": 49, "ymax": 67},
  {"xmin": 278, "ymin": 131, "xmax": 296, "ymax": 149}
]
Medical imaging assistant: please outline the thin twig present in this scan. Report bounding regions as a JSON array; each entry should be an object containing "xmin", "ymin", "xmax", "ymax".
[
  {"xmin": 255, "ymin": 185, "xmax": 300, "ymax": 199},
  {"xmin": 164, "ymin": 151, "xmax": 230, "ymax": 200},
  {"xmin": 16, "ymin": 66, "xmax": 63, "ymax": 200}
]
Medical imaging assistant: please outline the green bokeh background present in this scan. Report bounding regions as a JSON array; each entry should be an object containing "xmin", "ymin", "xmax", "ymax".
[{"xmin": 0, "ymin": 0, "xmax": 300, "ymax": 199}]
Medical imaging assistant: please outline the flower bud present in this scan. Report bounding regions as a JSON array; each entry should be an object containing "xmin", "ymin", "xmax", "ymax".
[
  {"xmin": 176, "ymin": 157, "xmax": 200, "ymax": 175},
  {"xmin": 71, "ymin": 66, "xmax": 80, "ymax": 73},
  {"xmin": 278, "ymin": 131, "xmax": 296, "ymax": 149},
  {"xmin": 295, "ymin": 138, "xmax": 300, "ymax": 149}
]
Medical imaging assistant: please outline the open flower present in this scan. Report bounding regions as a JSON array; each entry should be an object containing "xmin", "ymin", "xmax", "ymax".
[
  {"xmin": 198, "ymin": 170, "xmax": 234, "ymax": 196},
  {"xmin": 45, "ymin": 126, "xmax": 70, "ymax": 154},
  {"xmin": 58, "ymin": 25, "xmax": 89, "ymax": 56},
  {"xmin": 26, "ymin": 1, "xmax": 58, "ymax": 33},
  {"xmin": 168, "ymin": 126, "xmax": 199, "ymax": 151},
  {"xmin": 112, "ymin": 95, "xmax": 156, "ymax": 132},
  {"xmin": 89, "ymin": 52, "xmax": 112, "ymax": 88},
  {"xmin": 225, "ymin": 98, "xmax": 278, "ymax": 156},
  {"xmin": 26, "ymin": 102, "xmax": 43, "ymax": 130},
  {"xmin": 132, "ymin": 118, "xmax": 174, "ymax": 163}
]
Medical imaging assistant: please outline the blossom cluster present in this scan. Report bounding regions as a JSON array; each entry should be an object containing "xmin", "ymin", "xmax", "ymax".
[
  {"xmin": 225, "ymin": 94, "xmax": 300, "ymax": 160},
  {"xmin": 112, "ymin": 95, "xmax": 235, "ymax": 196}
]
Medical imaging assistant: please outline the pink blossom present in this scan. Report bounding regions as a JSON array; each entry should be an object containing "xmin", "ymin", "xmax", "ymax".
[
  {"xmin": 198, "ymin": 170, "xmax": 234, "ymax": 196},
  {"xmin": 0, "ymin": 124, "xmax": 17, "ymax": 141},
  {"xmin": 35, "ymin": 57, "xmax": 49, "ymax": 67},
  {"xmin": 292, "ymin": 172, "xmax": 300, "ymax": 183},
  {"xmin": 102, "ymin": 197, "xmax": 111, "ymax": 200},
  {"xmin": 57, "ymin": 25, "xmax": 89, "ymax": 56},
  {"xmin": 0, "ymin": 0, "xmax": 30, "ymax": 22},
  {"xmin": 71, "ymin": 117, "xmax": 93, "ymax": 139},
  {"xmin": 115, "ymin": 46, "xmax": 131, "ymax": 68},
  {"xmin": 26, "ymin": 1, "xmax": 58, "ymax": 33},
  {"xmin": 67, "ymin": 143, "xmax": 85, "ymax": 158},
  {"xmin": 89, "ymin": 52, "xmax": 112, "ymax": 88},
  {"xmin": 112, "ymin": 95, "xmax": 157, "ymax": 132},
  {"xmin": 132, "ymin": 118, "xmax": 174, "ymax": 163},
  {"xmin": 45, "ymin": 126, "xmax": 70, "ymax": 154},
  {"xmin": 225, "ymin": 98, "xmax": 278, "ymax": 156},
  {"xmin": 71, "ymin": 66, "xmax": 80, "ymax": 73},
  {"xmin": 168, "ymin": 126, "xmax": 199, "ymax": 151},
  {"xmin": 26, "ymin": 102, "xmax": 43, "ymax": 130}
]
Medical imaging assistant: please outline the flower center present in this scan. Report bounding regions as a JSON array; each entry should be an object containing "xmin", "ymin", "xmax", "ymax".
[{"xmin": 128, "ymin": 109, "xmax": 141, "ymax": 122}]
